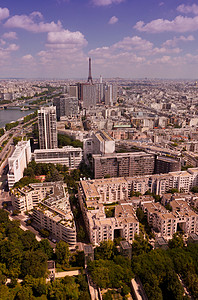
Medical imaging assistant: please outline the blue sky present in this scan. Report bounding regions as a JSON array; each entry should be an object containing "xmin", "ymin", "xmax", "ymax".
[{"xmin": 1, "ymin": 0, "xmax": 198, "ymax": 79}]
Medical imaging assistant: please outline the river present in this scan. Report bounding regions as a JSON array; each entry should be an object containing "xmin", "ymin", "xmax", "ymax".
[{"xmin": 0, "ymin": 108, "xmax": 35, "ymax": 128}]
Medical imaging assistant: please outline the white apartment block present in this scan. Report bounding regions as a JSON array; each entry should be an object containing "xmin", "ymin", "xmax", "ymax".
[
  {"xmin": 38, "ymin": 106, "xmax": 57, "ymax": 149},
  {"xmin": 141, "ymin": 200, "xmax": 198, "ymax": 240},
  {"xmin": 141, "ymin": 202, "xmax": 177, "ymax": 239},
  {"xmin": 83, "ymin": 130, "xmax": 115, "ymax": 161},
  {"xmin": 78, "ymin": 179, "xmax": 139, "ymax": 245},
  {"xmin": 78, "ymin": 168, "xmax": 198, "ymax": 243},
  {"xmin": 78, "ymin": 168, "xmax": 198, "ymax": 207},
  {"xmin": 33, "ymin": 146, "xmax": 83, "ymax": 168},
  {"xmin": 12, "ymin": 182, "xmax": 76, "ymax": 246},
  {"xmin": 8, "ymin": 140, "xmax": 31, "ymax": 189}
]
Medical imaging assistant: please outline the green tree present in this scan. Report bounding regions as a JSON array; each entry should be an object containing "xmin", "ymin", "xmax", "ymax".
[
  {"xmin": 21, "ymin": 250, "xmax": 48, "ymax": 278},
  {"xmin": 55, "ymin": 241, "xmax": 70, "ymax": 268},
  {"xmin": 37, "ymin": 239, "xmax": 53, "ymax": 260},
  {"xmin": 20, "ymin": 231, "xmax": 38, "ymax": 251},
  {"xmin": 15, "ymin": 286, "xmax": 33, "ymax": 300},
  {"xmin": 0, "ymin": 128, "xmax": 4, "ymax": 137},
  {"xmin": 95, "ymin": 240, "xmax": 114, "ymax": 260},
  {"xmin": 168, "ymin": 233, "xmax": 184, "ymax": 249},
  {"xmin": 191, "ymin": 186, "xmax": 198, "ymax": 193},
  {"xmin": 132, "ymin": 233, "xmax": 152, "ymax": 256}
]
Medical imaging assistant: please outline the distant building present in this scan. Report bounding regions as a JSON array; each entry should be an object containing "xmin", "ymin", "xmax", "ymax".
[
  {"xmin": 96, "ymin": 82, "xmax": 105, "ymax": 103},
  {"xmin": 69, "ymin": 85, "xmax": 78, "ymax": 98},
  {"xmin": 7, "ymin": 140, "xmax": 31, "ymax": 189},
  {"xmin": 33, "ymin": 146, "xmax": 83, "ymax": 169},
  {"xmin": 82, "ymin": 84, "xmax": 97, "ymax": 108},
  {"xmin": 38, "ymin": 106, "xmax": 57, "ymax": 149},
  {"xmin": 104, "ymin": 84, "xmax": 117, "ymax": 106},
  {"xmin": 53, "ymin": 96, "xmax": 78, "ymax": 120}
]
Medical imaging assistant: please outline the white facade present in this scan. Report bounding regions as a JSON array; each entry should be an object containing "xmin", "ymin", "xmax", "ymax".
[
  {"xmin": 78, "ymin": 180, "xmax": 139, "ymax": 245},
  {"xmin": 33, "ymin": 146, "xmax": 83, "ymax": 168},
  {"xmin": 141, "ymin": 200, "xmax": 198, "ymax": 240},
  {"xmin": 38, "ymin": 106, "xmax": 57, "ymax": 149},
  {"xmin": 13, "ymin": 182, "xmax": 76, "ymax": 245},
  {"xmin": 83, "ymin": 130, "xmax": 115, "ymax": 161},
  {"xmin": 8, "ymin": 140, "xmax": 31, "ymax": 189}
]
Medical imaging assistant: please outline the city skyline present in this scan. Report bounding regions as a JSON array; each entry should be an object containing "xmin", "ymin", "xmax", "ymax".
[{"xmin": 1, "ymin": 1, "xmax": 198, "ymax": 79}]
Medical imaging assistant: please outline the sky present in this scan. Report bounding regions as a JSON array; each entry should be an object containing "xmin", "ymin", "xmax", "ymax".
[{"xmin": 1, "ymin": 0, "xmax": 198, "ymax": 79}]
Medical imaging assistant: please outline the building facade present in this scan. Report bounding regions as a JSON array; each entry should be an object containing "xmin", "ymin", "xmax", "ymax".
[
  {"xmin": 33, "ymin": 146, "xmax": 83, "ymax": 168},
  {"xmin": 78, "ymin": 179, "xmax": 139, "ymax": 245},
  {"xmin": 83, "ymin": 130, "xmax": 115, "ymax": 162},
  {"xmin": 141, "ymin": 200, "xmax": 198, "ymax": 240},
  {"xmin": 155, "ymin": 156, "xmax": 181, "ymax": 174},
  {"xmin": 93, "ymin": 152, "xmax": 155, "ymax": 179},
  {"xmin": 82, "ymin": 84, "xmax": 97, "ymax": 109},
  {"xmin": 38, "ymin": 106, "xmax": 57, "ymax": 149},
  {"xmin": 8, "ymin": 140, "xmax": 31, "ymax": 189},
  {"xmin": 53, "ymin": 96, "xmax": 78, "ymax": 120},
  {"xmin": 12, "ymin": 182, "xmax": 76, "ymax": 246}
]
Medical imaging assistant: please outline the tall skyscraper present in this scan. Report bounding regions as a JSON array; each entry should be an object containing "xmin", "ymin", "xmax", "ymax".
[
  {"xmin": 104, "ymin": 84, "xmax": 118, "ymax": 106},
  {"xmin": 82, "ymin": 84, "xmax": 97, "ymax": 108},
  {"xmin": 38, "ymin": 106, "xmax": 57, "ymax": 149},
  {"xmin": 105, "ymin": 84, "xmax": 113, "ymax": 106},
  {"xmin": 96, "ymin": 76, "xmax": 105, "ymax": 103}
]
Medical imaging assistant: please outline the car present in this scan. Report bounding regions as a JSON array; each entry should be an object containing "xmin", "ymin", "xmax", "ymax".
[{"xmin": 52, "ymin": 239, "xmax": 57, "ymax": 243}]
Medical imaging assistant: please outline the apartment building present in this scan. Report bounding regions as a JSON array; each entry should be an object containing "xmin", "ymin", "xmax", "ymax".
[
  {"xmin": 12, "ymin": 182, "xmax": 76, "ymax": 246},
  {"xmin": 38, "ymin": 106, "xmax": 57, "ymax": 149},
  {"xmin": 141, "ymin": 202, "xmax": 177, "ymax": 239},
  {"xmin": 93, "ymin": 152, "xmax": 155, "ymax": 179},
  {"xmin": 78, "ymin": 180, "xmax": 139, "ymax": 245},
  {"xmin": 83, "ymin": 130, "xmax": 115, "ymax": 160},
  {"xmin": 141, "ymin": 200, "xmax": 198, "ymax": 239},
  {"xmin": 78, "ymin": 168, "xmax": 198, "ymax": 207},
  {"xmin": 8, "ymin": 140, "xmax": 31, "ymax": 189},
  {"xmin": 53, "ymin": 95, "xmax": 78, "ymax": 120},
  {"xmin": 155, "ymin": 156, "xmax": 181, "ymax": 174},
  {"xmin": 33, "ymin": 146, "xmax": 83, "ymax": 168}
]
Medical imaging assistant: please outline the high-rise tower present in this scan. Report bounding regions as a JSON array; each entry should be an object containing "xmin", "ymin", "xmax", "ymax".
[
  {"xmin": 87, "ymin": 57, "xmax": 93, "ymax": 84},
  {"xmin": 38, "ymin": 106, "xmax": 57, "ymax": 149}
]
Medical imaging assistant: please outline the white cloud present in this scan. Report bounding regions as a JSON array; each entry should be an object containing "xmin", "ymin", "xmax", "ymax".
[
  {"xmin": 163, "ymin": 35, "xmax": 194, "ymax": 47},
  {"xmin": 6, "ymin": 43, "xmax": 19, "ymax": 51},
  {"xmin": 5, "ymin": 12, "xmax": 62, "ymax": 33},
  {"xmin": 177, "ymin": 4, "xmax": 198, "ymax": 15},
  {"xmin": 89, "ymin": 35, "xmax": 182, "ymax": 62},
  {"xmin": 22, "ymin": 54, "xmax": 34, "ymax": 61},
  {"xmin": 108, "ymin": 16, "xmax": 118, "ymax": 24},
  {"xmin": 0, "ymin": 42, "xmax": 19, "ymax": 66},
  {"xmin": 47, "ymin": 30, "xmax": 87, "ymax": 46},
  {"xmin": 113, "ymin": 36, "xmax": 153, "ymax": 52},
  {"xmin": 2, "ymin": 31, "xmax": 17, "ymax": 39},
  {"xmin": 134, "ymin": 15, "xmax": 198, "ymax": 33},
  {"xmin": 0, "ymin": 7, "xmax": 9, "ymax": 21},
  {"xmin": 92, "ymin": 0, "xmax": 125, "ymax": 6},
  {"xmin": 30, "ymin": 11, "xmax": 43, "ymax": 19}
]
